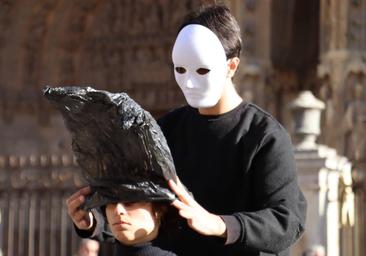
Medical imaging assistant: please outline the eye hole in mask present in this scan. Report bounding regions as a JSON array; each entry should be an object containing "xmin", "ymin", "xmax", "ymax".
[
  {"xmin": 196, "ymin": 68, "xmax": 210, "ymax": 75},
  {"xmin": 175, "ymin": 67, "xmax": 186, "ymax": 74}
]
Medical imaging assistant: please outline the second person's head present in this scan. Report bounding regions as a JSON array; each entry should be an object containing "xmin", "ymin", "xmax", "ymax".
[{"xmin": 172, "ymin": 5, "xmax": 242, "ymax": 109}]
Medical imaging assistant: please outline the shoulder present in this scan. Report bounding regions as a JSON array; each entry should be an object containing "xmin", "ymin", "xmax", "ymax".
[
  {"xmin": 241, "ymin": 103, "xmax": 288, "ymax": 137},
  {"xmin": 158, "ymin": 105, "xmax": 190, "ymax": 123},
  {"xmin": 157, "ymin": 105, "xmax": 190, "ymax": 131},
  {"xmin": 236, "ymin": 103, "xmax": 293, "ymax": 151}
]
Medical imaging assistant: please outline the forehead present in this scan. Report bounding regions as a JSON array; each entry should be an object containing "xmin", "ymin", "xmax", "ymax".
[
  {"xmin": 106, "ymin": 202, "xmax": 154, "ymax": 211},
  {"xmin": 172, "ymin": 24, "xmax": 226, "ymax": 66}
]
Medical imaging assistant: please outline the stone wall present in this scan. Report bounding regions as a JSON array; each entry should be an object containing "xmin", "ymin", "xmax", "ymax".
[
  {"xmin": 0, "ymin": 0, "xmax": 365, "ymax": 255},
  {"xmin": 0, "ymin": 1, "xmax": 210, "ymax": 255}
]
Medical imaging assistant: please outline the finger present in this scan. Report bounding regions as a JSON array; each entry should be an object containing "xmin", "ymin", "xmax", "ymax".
[
  {"xmin": 66, "ymin": 186, "xmax": 91, "ymax": 203},
  {"xmin": 76, "ymin": 218, "xmax": 93, "ymax": 230},
  {"xmin": 178, "ymin": 209, "xmax": 194, "ymax": 219},
  {"xmin": 75, "ymin": 211, "xmax": 94, "ymax": 229},
  {"xmin": 66, "ymin": 189, "xmax": 84, "ymax": 204},
  {"xmin": 67, "ymin": 195, "xmax": 85, "ymax": 215},
  {"xmin": 73, "ymin": 210, "xmax": 88, "ymax": 222},
  {"xmin": 77, "ymin": 220, "xmax": 90, "ymax": 229},
  {"xmin": 169, "ymin": 180, "xmax": 194, "ymax": 205},
  {"xmin": 171, "ymin": 200, "xmax": 195, "ymax": 219},
  {"xmin": 176, "ymin": 177, "xmax": 184, "ymax": 187},
  {"xmin": 171, "ymin": 199, "xmax": 190, "ymax": 211},
  {"xmin": 70, "ymin": 210, "xmax": 88, "ymax": 224}
]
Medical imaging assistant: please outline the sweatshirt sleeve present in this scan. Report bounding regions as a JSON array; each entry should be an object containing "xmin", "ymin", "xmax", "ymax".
[{"xmin": 233, "ymin": 129, "xmax": 306, "ymax": 253}]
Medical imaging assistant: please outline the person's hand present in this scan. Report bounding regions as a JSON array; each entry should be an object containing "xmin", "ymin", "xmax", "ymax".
[
  {"xmin": 66, "ymin": 186, "xmax": 94, "ymax": 231},
  {"xmin": 169, "ymin": 179, "xmax": 227, "ymax": 238}
]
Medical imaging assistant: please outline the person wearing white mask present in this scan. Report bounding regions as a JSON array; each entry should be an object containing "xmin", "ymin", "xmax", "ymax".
[
  {"xmin": 156, "ymin": 4, "xmax": 307, "ymax": 256},
  {"xmin": 66, "ymin": 4, "xmax": 306, "ymax": 256}
]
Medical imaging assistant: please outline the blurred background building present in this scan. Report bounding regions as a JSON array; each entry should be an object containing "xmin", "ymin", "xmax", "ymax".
[{"xmin": 0, "ymin": 0, "xmax": 365, "ymax": 255}]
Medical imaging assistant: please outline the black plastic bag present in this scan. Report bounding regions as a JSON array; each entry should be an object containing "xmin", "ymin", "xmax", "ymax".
[{"xmin": 44, "ymin": 86, "xmax": 177, "ymax": 210}]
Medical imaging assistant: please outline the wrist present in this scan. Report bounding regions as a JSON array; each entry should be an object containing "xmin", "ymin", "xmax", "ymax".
[
  {"xmin": 76, "ymin": 212, "xmax": 95, "ymax": 231},
  {"xmin": 213, "ymin": 214, "xmax": 227, "ymax": 238}
]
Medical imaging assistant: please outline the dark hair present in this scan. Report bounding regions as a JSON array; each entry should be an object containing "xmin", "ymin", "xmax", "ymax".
[{"xmin": 179, "ymin": 4, "xmax": 242, "ymax": 59}]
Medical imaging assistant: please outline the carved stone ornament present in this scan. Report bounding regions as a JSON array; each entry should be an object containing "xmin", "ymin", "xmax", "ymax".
[
  {"xmin": 295, "ymin": 143, "xmax": 354, "ymax": 256},
  {"xmin": 289, "ymin": 91, "xmax": 325, "ymax": 149},
  {"xmin": 0, "ymin": 154, "xmax": 82, "ymax": 190}
]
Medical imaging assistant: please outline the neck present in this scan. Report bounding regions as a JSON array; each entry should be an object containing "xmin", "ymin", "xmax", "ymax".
[
  {"xmin": 119, "ymin": 227, "xmax": 159, "ymax": 246},
  {"xmin": 198, "ymin": 80, "xmax": 242, "ymax": 115}
]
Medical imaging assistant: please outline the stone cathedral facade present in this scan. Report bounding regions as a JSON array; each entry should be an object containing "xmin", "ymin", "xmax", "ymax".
[{"xmin": 0, "ymin": 0, "xmax": 365, "ymax": 255}]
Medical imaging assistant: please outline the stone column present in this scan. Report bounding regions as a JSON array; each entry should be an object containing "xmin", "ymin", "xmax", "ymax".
[
  {"xmin": 289, "ymin": 91, "xmax": 354, "ymax": 256},
  {"xmin": 318, "ymin": 1, "xmax": 366, "ymax": 255},
  {"xmin": 228, "ymin": 0, "xmax": 273, "ymax": 112}
]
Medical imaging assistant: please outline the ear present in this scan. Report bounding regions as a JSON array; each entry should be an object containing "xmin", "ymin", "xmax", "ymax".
[
  {"xmin": 154, "ymin": 204, "xmax": 168, "ymax": 222},
  {"xmin": 227, "ymin": 57, "xmax": 240, "ymax": 78}
]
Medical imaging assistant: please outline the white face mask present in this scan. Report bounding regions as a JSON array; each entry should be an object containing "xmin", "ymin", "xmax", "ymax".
[{"xmin": 172, "ymin": 24, "xmax": 228, "ymax": 108}]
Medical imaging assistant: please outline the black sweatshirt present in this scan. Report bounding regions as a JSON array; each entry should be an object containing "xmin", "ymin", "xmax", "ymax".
[
  {"xmin": 76, "ymin": 101, "xmax": 306, "ymax": 256},
  {"xmin": 76, "ymin": 225, "xmax": 177, "ymax": 256},
  {"xmin": 117, "ymin": 243, "xmax": 177, "ymax": 256},
  {"xmin": 154, "ymin": 102, "xmax": 306, "ymax": 256}
]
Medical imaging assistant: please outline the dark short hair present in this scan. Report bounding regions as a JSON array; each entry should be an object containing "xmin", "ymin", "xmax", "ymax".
[{"xmin": 179, "ymin": 4, "xmax": 242, "ymax": 59}]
